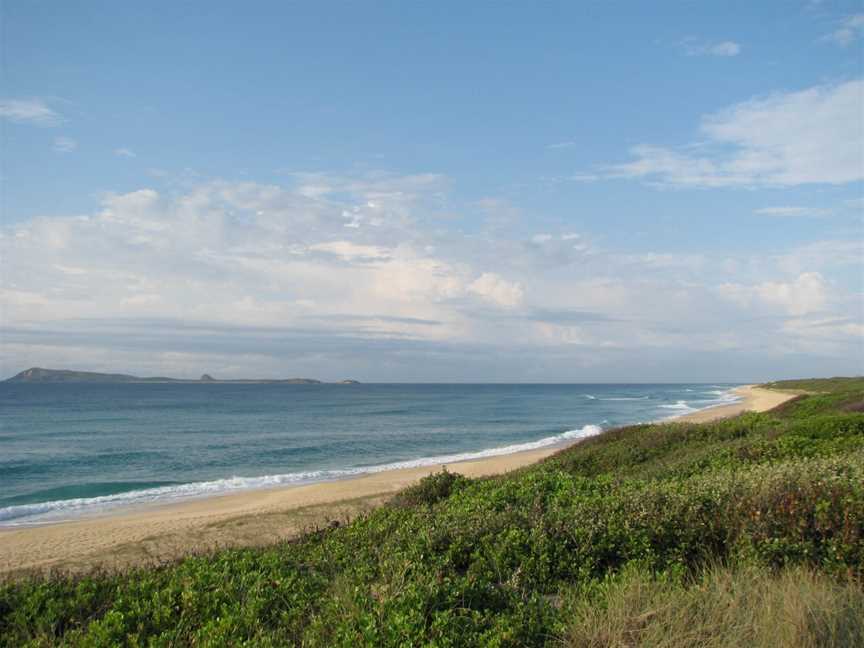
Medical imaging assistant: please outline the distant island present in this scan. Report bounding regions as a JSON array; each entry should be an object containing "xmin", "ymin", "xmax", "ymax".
[{"xmin": 5, "ymin": 368, "xmax": 360, "ymax": 385}]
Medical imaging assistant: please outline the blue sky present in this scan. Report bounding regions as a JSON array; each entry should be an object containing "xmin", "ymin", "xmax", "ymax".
[{"xmin": 1, "ymin": 1, "xmax": 862, "ymax": 381}]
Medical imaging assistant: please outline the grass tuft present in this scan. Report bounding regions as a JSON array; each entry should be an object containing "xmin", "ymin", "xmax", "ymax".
[{"xmin": 565, "ymin": 563, "xmax": 864, "ymax": 648}]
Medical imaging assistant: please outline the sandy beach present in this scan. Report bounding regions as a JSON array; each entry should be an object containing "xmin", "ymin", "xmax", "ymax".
[
  {"xmin": 674, "ymin": 384, "xmax": 796, "ymax": 423},
  {"xmin": 0, "ymin": 384, "xmax": 796, "ymax": 578}
]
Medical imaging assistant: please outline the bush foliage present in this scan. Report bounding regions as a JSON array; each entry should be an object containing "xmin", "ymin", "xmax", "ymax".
[{"xmin": 2, "ymin": 379, "xmax": 863, "ymax": 646}]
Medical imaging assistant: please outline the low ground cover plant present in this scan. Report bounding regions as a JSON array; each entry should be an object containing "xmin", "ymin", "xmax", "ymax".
[{"xmin": 2, "ymin": 378, "xmax": 862, "ymax": 646}]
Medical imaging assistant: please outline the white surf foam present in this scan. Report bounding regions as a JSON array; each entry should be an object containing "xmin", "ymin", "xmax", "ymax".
[
  {"xmin": 0, "ymin": 424, "xmax": 603, "ymax": 527},
  {"xmin": 705, "ymin": 389, "xmax": 740, "ymax": 403},
  {"xmin": 599, "ymin": 396, "xmax": 649, "ymax": 401},
  {"xmin": 659, "ymin": 400, "xmax": 695, "ymax": 411},
  {"xmin": 657, "ymin": 387, "xmax": 743, "ymax": 421}
]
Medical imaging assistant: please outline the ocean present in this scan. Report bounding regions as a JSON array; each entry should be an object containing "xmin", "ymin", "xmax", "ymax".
[{"xmin": 0, "ymin": 383, "xmax": 740, "ymax": 526}]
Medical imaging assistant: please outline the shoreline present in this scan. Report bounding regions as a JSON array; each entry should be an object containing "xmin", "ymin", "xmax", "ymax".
[
  {"xmin": 671, "ymin": 384, "xmax": 794, "ymax": 423},
  {"xmin": 0, "ymin": 385, "xmax": 796, "ymax": 577}
]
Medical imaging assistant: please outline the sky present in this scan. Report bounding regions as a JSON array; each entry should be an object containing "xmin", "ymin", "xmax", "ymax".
[{"xmin": 1, "ymin": 1, "xmax": 862, "ymax": 382}]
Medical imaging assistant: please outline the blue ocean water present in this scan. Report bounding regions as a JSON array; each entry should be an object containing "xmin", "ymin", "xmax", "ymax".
[{"xmin": 0, "ymin": 383, "xmax": 740, "ymax": 526}]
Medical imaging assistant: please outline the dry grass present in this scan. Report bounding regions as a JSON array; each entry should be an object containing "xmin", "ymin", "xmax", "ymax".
[{"xmin": 565, "ymin": 564, "xmax": 864, "ymax": 648}]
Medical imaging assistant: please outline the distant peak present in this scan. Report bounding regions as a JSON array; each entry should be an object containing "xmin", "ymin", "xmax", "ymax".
[{"xmin": 200, "ymin": 374, "xmax": 216, "ymax": 382}]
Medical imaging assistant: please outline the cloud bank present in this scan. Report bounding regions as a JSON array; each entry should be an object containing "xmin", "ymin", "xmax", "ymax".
[{"xmin": 2, "ymin": 169, "xmax": 860, "ymax": 381}]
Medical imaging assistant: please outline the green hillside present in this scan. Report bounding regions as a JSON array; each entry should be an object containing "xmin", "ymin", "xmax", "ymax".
[{"xmin": 2, "ymin": 379, "xmax": 863, "ymax": 647}]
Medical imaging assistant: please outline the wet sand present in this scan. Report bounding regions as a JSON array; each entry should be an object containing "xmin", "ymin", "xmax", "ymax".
[{"xmin": 0, "ymin": 384, "xmax": 796, "ymax": 578}]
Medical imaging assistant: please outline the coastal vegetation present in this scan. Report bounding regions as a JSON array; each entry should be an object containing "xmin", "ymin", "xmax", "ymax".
[{"xmin": 1, "ymin": 378, "xmax": 862, "ymax": 646}]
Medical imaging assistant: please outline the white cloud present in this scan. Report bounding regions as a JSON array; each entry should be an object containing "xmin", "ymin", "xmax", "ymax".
[
  {"xmin": 52, "ymin": 136, "xmax": 78, "ymax": 153},
  {"xmin": 519, "ymin": 232, "xmax": 592, "ymax": 269},
  {"xmin": 718, "ymin": 272, "xmax": 829, "ymax": 316},
  {"xmin": 114, "ymin": 148, "xmax": 137, "ymax": 158},
  {"xmin": 754, "ymin": 206, "xmax": 831, "ymax": 217},
  {"xmin": 783, "ymin": 317, "xmax": 864, "ymax": 340},
  {"xmin": 372, "ymin": 257, "xmax": 467, "ymax": 305},
  {"xmin": 285, "ymin": 170, "xmax": 447, "ymax": 230},
  {"xmin": 605, "ymin": 79, "xmax": 864, "ymax": 187},
  {"xmin": 710, "ymin": 41, "xmax": 742, "ymax": 56},
  {"xmin": 2, "ymin": 174, "xmax": 861, "ymax": 378},
  {"xmin": 0, "ymin": 178, "xmax": 512, "ymax": 344},
  {"xmin": 569, "ymin": 173, "xmax": 601, "ymax": 182},
  {"xmin": 773, "ymin": 240, "xmax": 864, "ymax": 275},
  {"xmin": 616, "ymin": 252, "xmax": 706, "ymax": 271},
  {"xmin": 822, "ymin": 14, "xmax": 864, "ymax": 46},
  {"xmin": 680, "ymin": 38, "xmax": 741, "ymax": 57},
  {"xmin": 309, "ymin": 240, "xmax": 392, "ymax": 261},
  {"xmin": 0, "ymin": 98, "xmax": 61, "ymax": 125},
  {"xmin": 467, "ymin": 272, "xmax": 524, "ymax": 308}
]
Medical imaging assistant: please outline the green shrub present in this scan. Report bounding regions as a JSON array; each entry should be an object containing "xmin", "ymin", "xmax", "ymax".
[
  {"xmin": 389, "ymin": 467, "xmax": 470, "ymax": 508},
  {"xmin": 1, "ymin": 378, "xmax": 862, "ymax": 646}
]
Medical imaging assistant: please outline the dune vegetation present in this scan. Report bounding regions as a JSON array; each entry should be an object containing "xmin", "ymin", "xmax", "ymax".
[{"xmin": 1, "ymin": 378, "xmax": 863, "ymax": 646}]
